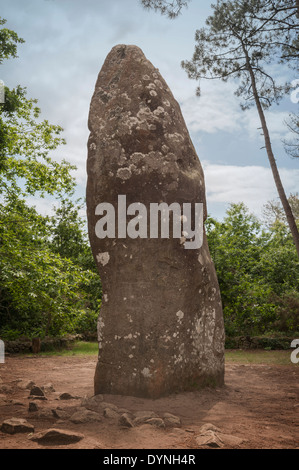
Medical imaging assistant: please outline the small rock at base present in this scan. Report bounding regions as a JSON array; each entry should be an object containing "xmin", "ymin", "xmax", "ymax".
[
  {"xmin": 70, "ymin": 408, "xmax": 102, "ymax": 424},
  {"xmin": 1, "ymin": 418, "xmax": 34, "ymax": 434},
  {"xmin": 133, "ymin": 411, "xmax": 158, "ymax": 426},
  {"xmin": 18, "ymin": 380, "xmax": 36, "ymax": 390},
  {"xmin": 163, "ymin": 412, "xmax": 181, "ymax": 428},
  {"xmin": 199, "ymin": 422, "xmax": 221, "ymax": 433},
  {"xmin": 29, "ymin": 428, "xmax": 84, "ymax": 445},
  {"xmin": 28, "ymin": 402, "xmax": 39, "ymax": 412},
  {"xmin": 81, "ymin": 394, "xmax": 103, "ymax": 411},
  {"xmin": 59, "ymin": 392, "xmax": 76, "ymax": 400},
  {"xmin": 51, "ymin": 408, "xmax": 71, "ymax": 420},
  {"xmin": 196, "ymin": 430, "xmax": 223, "ymax": 448},
  {"xmin": 37, "ymin": 409, "xmax": 55, "ymax": 419},
  {"xmin": 103, "ymin": 408, "xmax": 119, "ymax": 419},
  {"xmin": 29, "ymin": 386, "xmax": 45, "ymax": 397},
  {"xmin": 219, "ymin": 433, "xmax": 244, "ymax": 447},
  {"xmin": 119, "ymin": 413, "xmax": 134, "ymax": 428},
  {"xmin": 145, "ymin": 418, "xmax": 165, "ymax": 429}
]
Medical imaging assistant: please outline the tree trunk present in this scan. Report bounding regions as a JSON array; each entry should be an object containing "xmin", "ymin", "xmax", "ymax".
[{"xmin": 244, "ymin": 50, "xmax": 299, "ymax": 260}]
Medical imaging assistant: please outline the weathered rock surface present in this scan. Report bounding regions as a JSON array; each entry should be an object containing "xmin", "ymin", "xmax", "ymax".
[
  {"xmin": 133, "ymin": 410, "xmax": 158, "ymax": 426},
  {"xmin": 219, "ymin": 432, "xmax": 244, "ymax": 447},
  {"xmin": 81, "ymin": 394, "xmax": 103, "ymax": 412},
  {"xmin": 100, "ymin": 401, "xmax": 119, "ymax": 411},
  {"xmin": 59, "ymin": 392, "xmax": 78, "ymax": 400},
  {"xmin": 51, "ymin": 407, "xmax": 71, "ymax": 420},
  {"xmin": 17, "ymin": 379, "xmax": 35, "ymax": 390},
  {"xmin": 69, "ymin": 408, "xmax": 102, "ymax": 424},
  {"xmin": 1, "ymin": 418, "xmax": 34, "ymax": 434},
  {"xmin": 103, "ymin": 407, "xmax": 120, "ymax": 419},
  {"xmin": 146, "ymin": 417, "xmax": 165, "ymax": 429},
  {"xmin": 87, "ymin": 44, "xmax": 225, "ymax": 398},
  {"xmin": 29, "ymin": 386, "xmax": 45, "ymax": 397},
  {"xmin": 119, "ymin": 413, "xmax": 134, "ymax": 428},
  {"xmin": 28, "ymin": 402, "xmax": 39, "ymax": 412},
  {"xmin": 163, "ymin": 412, "xmax": 181, "ymax": 428},
  {"xmin": 29, "ymin": 428, "xmax": 84, "ymax": 445},
  {"xmin": 37, "ymin": 408, "xmax": 55, "ymax": 419},
  {"xmin": 195, "ymin": 430, "xmax": 223, "ymax": 448},
  {"xmin": 195, "ymin": 423, "xmax": 244, "ymax": 448}
]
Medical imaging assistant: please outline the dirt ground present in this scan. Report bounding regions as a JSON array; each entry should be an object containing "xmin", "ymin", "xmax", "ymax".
[{"xmin": 0, "ymin": 353, "xmax": 298, "ymax": 449}]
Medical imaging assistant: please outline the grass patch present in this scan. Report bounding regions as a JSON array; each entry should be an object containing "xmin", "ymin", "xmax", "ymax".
[
  {"xmin": 25, "ymin": 341, "xmax": 99, "ymax": 357},
  {"xmin": 225, "ymin": 349, "xmax": 297, "ymax": 366},
  {"xmin": 24, "ymin": 342, "xmax": 298, "ymax": 366},
  {"xmin": 67, "ymin": 341, "xmax": 99, "ymax": 355}
]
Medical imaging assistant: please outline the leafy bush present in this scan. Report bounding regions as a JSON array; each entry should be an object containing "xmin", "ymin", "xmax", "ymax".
[{"xmin": 206, "ymin": 203, "xmax": 299, "ymax": 337}]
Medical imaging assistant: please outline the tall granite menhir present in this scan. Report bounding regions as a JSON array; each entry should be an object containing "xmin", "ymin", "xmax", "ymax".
[{"xmin": 86, "ymin": 45, "xmax": 225, "ymax": 398}]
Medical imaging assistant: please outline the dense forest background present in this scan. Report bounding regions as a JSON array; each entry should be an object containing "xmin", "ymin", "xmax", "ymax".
[{"xmin": 0, "ymin": 1, "xmax": 298, "ymax": 347}]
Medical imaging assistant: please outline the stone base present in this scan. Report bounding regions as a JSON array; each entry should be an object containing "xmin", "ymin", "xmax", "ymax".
[{"xmin": 94, "ymin": 357, "xmax": 224, "ymax": 399}]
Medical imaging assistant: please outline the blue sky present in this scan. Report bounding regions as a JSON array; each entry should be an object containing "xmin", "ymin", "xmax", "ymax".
[{"xmin": 2, "ymin": 0, "xmax": 298, "ymax": 221}]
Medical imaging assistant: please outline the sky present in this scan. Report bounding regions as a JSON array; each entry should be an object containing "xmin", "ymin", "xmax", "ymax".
[{"xmin": 1, "ymin": 0, "xmax": 299, "ymax": 222}]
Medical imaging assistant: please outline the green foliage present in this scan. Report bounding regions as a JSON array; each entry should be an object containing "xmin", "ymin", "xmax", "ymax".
[
  {"xmin": 252, "ymin": 0, "xmax": 299, "ymax": 66},
  {"xmin": 271, "ymin": 291, "xmax": 299, "ymax": 333},
  {"xmin": 0, "ymin": 17, "xmax": 25, "ymax": 64},
  {"xmin": 0, "ymin": 199, "xmax": 101, "ymax": 338},
  {"xmin": 0, "ymin": 19, "xmax": 75, "ymax": 201},
  {"xmin": 0, "ymin": 18, "xmax": 101, "ymax": 340},
  {"xmin": 49, "ymin": 198, "xmax": 96, "ymax": 270},
  {"xmin": 141, "ymin": 0, "xmax": 190, "ymax": 18},
  {"xmin": 283, "ymin": 113, "xmax": 299, "ymax": 159},
  {"xmin": 206, "ymin": 203, "xmax": 299, "ymax": 337},
  {"xmin": 0, "ymin": 85, "xmax": 76, "ymax": 200},
  {"xmin": 181, "ymin": 0, "xmax": 298, "ymax": 108},
  {"xmin": 262, "ymin": 193, "xmax": 299, "ymax": 228}
]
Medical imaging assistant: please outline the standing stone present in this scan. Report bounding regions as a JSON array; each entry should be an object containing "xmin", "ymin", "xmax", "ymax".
[{"xmin": 86, "ymin": 44, "xmax": 225, "ymax": 398}]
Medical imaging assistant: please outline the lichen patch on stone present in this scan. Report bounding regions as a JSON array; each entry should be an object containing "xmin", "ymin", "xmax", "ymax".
[
  {"xmin": 96, "ymin": 252, "xmax": 110, "ymax": 266},
  {"xmin": 116, "ymin": 167, "xmax": 132, "ymax": 180},
  {"xmin": 176, "ymin": 310, "xmax": 184, "ymax": 320},
  {"xmin": 141, "ymin": 367, "xmax": 152, "ymax": 378}
]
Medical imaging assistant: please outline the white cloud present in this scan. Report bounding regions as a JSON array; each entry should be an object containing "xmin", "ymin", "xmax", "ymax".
[
  {"xmin": 240, "ymin": 108, "xmax": 292, "ymax": 143},
  {"xmin": 26, "ymin": 196, "xmax": 57, "ymax": 217},
  {"xmin": 180, "ymin": 82, "xmax": 242, "ymax": 134},
  {"xmin": 202, "ymin": 161, "xmax": 299, "ymax": 217}
]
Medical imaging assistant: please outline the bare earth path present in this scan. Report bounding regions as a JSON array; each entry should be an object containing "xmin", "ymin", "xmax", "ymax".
[{"xmin": 0, "ymin": 354, "xmax": 298, "ymax": 449}]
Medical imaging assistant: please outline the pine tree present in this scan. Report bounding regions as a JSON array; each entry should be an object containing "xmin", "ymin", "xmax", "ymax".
[{"xmin": 180, "ymin": 0, "xmax": 299, "ymax": 258}]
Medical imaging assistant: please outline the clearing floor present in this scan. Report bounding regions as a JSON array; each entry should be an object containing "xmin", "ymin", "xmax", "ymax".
[{"xmin": 0, "ymin": 352, "xmax": 298, "ymax": 449}]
